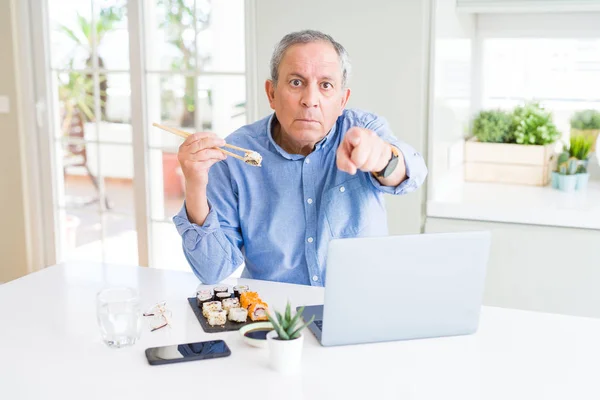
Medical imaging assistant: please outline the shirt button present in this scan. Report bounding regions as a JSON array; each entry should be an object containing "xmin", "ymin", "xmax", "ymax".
[
  {"xmin": 339, "ymin": 186, "xmax": 346, "ymax": 193},
  {"xmin": 307, "ymin": 237, "xmax": 314, "ymax": 243},
  {"xmin": 305, "ymin": 158, "xmax": 310, "ymax": 164},
  {"xmin": 312, "ymin": 275, "xmax": 319, "ymax": 282},
  {"xmin": 307, "ymin": 198, "xmax": 313, "ymax": 204}
]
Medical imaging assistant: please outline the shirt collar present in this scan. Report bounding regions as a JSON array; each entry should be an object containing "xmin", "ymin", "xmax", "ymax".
[{"xmin": 267, "ymin": 113, "xmax": 337, "ymax": 160}]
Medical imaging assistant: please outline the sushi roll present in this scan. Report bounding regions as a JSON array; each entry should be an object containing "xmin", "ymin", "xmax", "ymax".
[
  {"xmin": 222, "ymin": 297, "xmax": 240, "ymax": 314},
  {"xmin": 213, "ymin": 286, "xmax": 229, "ymax": 295},
  {"xmin": 202, "ymin": 301, "xmax": 222, "ymax": 318},
  {"xmin": 196, "ymin": 292, "xmax": 214, "ymax": 307},
  {"xmin": 196, "ymin": 289, "xmax": 212, "ymax": 298},
  {"xmin": 228, "ymin": 307, "xmax": 248, "ymax": 323},
  {"xmin": 215, "ymin": 292, "xmax": 232, "ymax": 301},
  {"xmin": 240, "ymin": 291, "xmax": 260, "ymax": 309},
  {"xmin": 248, "ymin": 302, "xmax": 269, "ymax": 321},
  {"xmin": 233, "ymin": 285, "xmax": 249, "ymax": 298},
  {"xmin": 207, "ymin": 310, "xmax": 227, "ymax": 326}
]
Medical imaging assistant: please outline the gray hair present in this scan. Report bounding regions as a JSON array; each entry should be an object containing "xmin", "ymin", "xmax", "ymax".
[{"xmin": 269, "ymin": 30, "xmax": 351, "ymax": 88}]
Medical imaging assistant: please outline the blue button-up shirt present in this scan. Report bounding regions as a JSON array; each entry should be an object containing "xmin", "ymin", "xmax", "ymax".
[{"xmin": 173, "ymin": 108, "xmax": 427, "ymax": 286}]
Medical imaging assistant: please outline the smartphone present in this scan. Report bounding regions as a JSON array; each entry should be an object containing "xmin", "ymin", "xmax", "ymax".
[{"xmin": 145, "ymin": 339, "xmax": 231, "ymax": 366}]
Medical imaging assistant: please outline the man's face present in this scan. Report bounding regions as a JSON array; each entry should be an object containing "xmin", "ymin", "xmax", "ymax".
[{"xmin": 266, "ymin": 41, "xmax": 350, "ymax": 146}]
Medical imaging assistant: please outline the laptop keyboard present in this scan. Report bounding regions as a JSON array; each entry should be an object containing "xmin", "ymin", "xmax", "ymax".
[{"xmin": 314, "ymin": 320, "xmax": 323, "ymax": 331}]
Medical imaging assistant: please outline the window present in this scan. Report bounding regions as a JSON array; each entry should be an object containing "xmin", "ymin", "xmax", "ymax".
[
  {"xmin": 482, "ymin": 38, "xmax": 600, "ymax": 139},
  {"xmin": 37, "ymin": 0, "xmax": 248, "ymax": 270},
  {"xmin": 426, "ymin": 10, "xmax": 600, "ymax": 229}
]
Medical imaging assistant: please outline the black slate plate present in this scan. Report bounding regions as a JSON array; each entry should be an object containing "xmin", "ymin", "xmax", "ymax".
[{"xmin": 187, "ymin": 297, "xmax": 259, "ymax": 333}]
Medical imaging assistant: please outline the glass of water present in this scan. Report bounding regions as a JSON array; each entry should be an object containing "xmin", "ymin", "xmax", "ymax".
[{"xmin": 96, "ymin": 287, "xmax": 142, "ymax": 348}]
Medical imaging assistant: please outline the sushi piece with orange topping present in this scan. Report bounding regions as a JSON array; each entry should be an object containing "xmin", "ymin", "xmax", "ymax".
[
  {"xmin": 248, "ymin": 301, "xmax": 269, "ymax": 321},
  {"xmin": 240, "ymin": 291, "xmax": 268, "ymax": 321},
  {"xmin": 240, "ymin": 291, "xmax": 260, "ymax": 309}
]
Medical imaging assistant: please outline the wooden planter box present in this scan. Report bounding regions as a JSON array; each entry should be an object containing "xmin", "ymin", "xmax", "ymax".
[{"xmin": 464, "ymin": 138, "xmax": 555, "ymax": 186}]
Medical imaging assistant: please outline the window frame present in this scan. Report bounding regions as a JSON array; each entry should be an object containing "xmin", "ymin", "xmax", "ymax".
[{"xmin": 21, "ymin": 0, "xmax": 256, "ymax": 268}]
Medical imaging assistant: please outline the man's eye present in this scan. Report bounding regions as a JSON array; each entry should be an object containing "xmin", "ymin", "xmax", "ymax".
[
  {"xmin": 291, "ymin": 79, "xmax": 302, "ymax": 87},
  {"xmin": 322, "ymin": 82, "xmax": 333, "ymax": 89}
]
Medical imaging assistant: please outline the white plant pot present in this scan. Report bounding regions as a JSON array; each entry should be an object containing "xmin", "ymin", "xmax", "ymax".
[{"xmin": 266, "ymin": 330, "xmax": 304, "ymax": 374}]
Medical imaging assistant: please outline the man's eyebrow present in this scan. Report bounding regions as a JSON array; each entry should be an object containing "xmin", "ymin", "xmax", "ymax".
[
  {"xmin": 288, "ymin": 72, "xmax": 307, "ymax": 80},
  {"xmin": 287, "ymin": 72, "xmax": 336, "ymax": 81}
]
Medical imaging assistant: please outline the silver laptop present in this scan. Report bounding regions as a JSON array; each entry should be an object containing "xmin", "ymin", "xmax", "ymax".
[{"xmin": 300, "ymin": 231, "xmax": 491, "ymax": 347}]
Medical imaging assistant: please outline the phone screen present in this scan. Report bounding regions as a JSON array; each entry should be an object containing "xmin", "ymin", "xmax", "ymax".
[{"xmin": 145, "ymin": 340, "xmax": 231, "ymax": 365}]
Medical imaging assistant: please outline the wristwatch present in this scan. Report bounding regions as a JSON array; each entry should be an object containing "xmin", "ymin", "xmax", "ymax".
[{"xmin": 374, "ymin": 145, "xmax": 400, "ymax": 178}]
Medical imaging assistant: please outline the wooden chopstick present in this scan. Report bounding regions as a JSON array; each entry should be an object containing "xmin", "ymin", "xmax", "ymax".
[
  {"xmin": 152, "ymin": 122, "xmax": 246, "ymax": 161},
  {"xmin": 152, "ymin": 122, "xmax": 247, "ymax": 162},
  {"xmin": 218, "ymin": 149, "xmax": 245, "ymax": 161},
  {"xmin": 221, "ymin": 143, "xmax": 249, "ymax": 152},
  {"xmin": 152, "ymin": 122, "xmax": 190, "ymax": 139}
]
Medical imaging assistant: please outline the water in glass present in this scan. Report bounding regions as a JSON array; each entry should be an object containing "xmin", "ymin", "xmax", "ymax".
[{"xmin": 97, "ymin": 287, "xmax": 141, "ymax": 348}]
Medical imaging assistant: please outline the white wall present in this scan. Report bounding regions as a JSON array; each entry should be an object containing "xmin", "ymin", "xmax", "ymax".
[
  {"xmin": 252, "ymin": 0, "xmax": 432, "ymax": 235},
  {"xmin": 425, "ymin": 217, "xmax": 600, "ymax": 319}
]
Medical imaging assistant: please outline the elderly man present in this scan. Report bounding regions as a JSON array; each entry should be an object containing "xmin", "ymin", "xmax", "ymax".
[{"xmin": 174, "ymin": 30, "xmax": 427, "ymax": 286}]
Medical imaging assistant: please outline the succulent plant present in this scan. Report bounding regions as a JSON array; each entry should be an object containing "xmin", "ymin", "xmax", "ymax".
[
  {"xmin": 268, "ymin": 301, "xmax": 315, "ymax": 340},
  {"xmin": 554, "ymin": 150, "xmax": 570, "ymax": 173},
  {"xmin": 558, "ymin": 157, "xmax": 580, "ymax": 176}
]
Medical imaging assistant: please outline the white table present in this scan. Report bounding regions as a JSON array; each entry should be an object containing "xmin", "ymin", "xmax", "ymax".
[{"xmin": 2, "ymin": 263, "xmax": 600, "ymax": 400}]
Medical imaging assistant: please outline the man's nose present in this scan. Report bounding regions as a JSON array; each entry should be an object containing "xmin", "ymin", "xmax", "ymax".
[{"xmin": 301, "ymin": 84, "xmax": 319, "ymax": 108}]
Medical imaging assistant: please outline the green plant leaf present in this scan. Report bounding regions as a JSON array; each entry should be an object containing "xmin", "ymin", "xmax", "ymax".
[
  {"xmin": 472, "ymin": 109, "xmax": 512, "ymax": 143},
  {"xmin": 285, "ymin": 301, "xmax": 291, "ymax": 324},
  {"xmin": 57, "ymin": 25, "xmax": 83, "ymax": 47},
  {"xmin": 277, "ymin": 326, "xmax": 290, "ymax": 340},
  {"xmin": 275, "ymin": 311, "xmax": 288, "ymax": 330},
  {"xmin": 559, "ymin": 162, "xmax": 567, "ymax": 175},
  {"xmin": 267, "ymin": 313, "xmax": 279, "ymax": 330},
  {"xmin": 289, "ymin": 314, "xmax": 315, "ymax": 340},
  {"xmin": 77, "ymin": 101, "xmax": 95, "ymax": 121},
  {"xmin": 76, "ymin": 13, "xmax": 92, "ymax": 48},
  {"xmin": 285, "ymin": 305, "xmax": 306, "ymax": 335},
  {"xmin": 570, "ymin": 109, "xmax": 600, "ymax": 130},
  {"xmin": 569, "ymin": 134, "xmax": 594, "ymax": 160},
  {"xmin": 511, "ymin": 102, "xmax": 561, "ymax": 145},
  {"xmin": 568, "ymin": 158, "xmax": 579, "ymax": 175},
  {"xmin": 267, "ymin": 313, "xmax": 289, "ymax": 340}
]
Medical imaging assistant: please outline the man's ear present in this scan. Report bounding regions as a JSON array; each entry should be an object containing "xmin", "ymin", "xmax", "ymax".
[
  {"xmin": 338, "ymin": 88, "xmax": 351, "ymax": 116},
  {"xmin": 265, "ymin": 80, "xmax": 276, "ymax": 110}
]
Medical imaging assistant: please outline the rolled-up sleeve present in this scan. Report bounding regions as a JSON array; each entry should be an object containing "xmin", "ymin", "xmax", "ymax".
[
  {"xmin": 364, "ymin": 115, "xmax": 428, "ymax": 195},
  {"xmin": 173, "ymin": 202, "xmax": 221, "ymax": 252}
]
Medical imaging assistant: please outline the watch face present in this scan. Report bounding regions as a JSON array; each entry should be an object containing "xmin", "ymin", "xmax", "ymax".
[{"xmin": 382, "ymin": 156, "xmax": 400, "ymax": 178}]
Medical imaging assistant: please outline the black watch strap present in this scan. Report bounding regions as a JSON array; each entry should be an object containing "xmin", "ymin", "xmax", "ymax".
[{"xmin": 374, "ymin": 146, "xmax": 400, "ymax": 178}]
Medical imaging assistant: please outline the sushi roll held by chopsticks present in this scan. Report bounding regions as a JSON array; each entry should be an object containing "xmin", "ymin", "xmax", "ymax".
[{"xmin": 152, "ymin": 123, "xmax": 263, "ymax": 167}]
